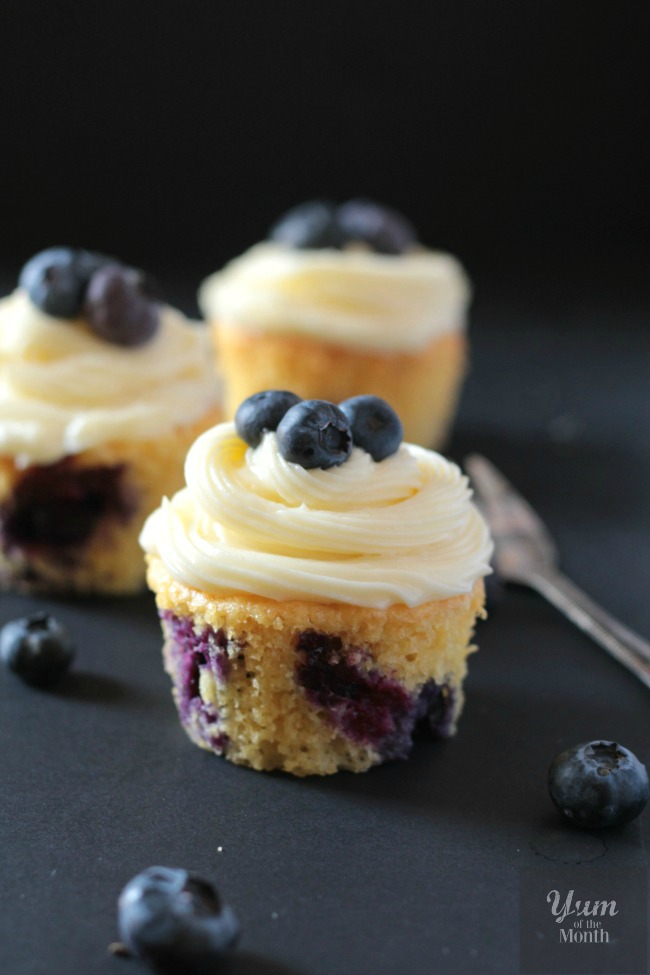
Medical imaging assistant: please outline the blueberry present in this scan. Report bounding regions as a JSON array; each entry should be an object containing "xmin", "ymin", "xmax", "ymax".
[
  {"xmin": 134, "ymin": 268, "xmax": 165, "ymax": 303},
  {"xmin": 548, "ymin": 740, "xmax": 650, "ymax": 829},
  {"xmin": 235, "ymin": 390, "xmax": 302, "ymax": 447},
  {"xmin": 118, "ymin": 866, "xmax": 240, "ymax": 975},
  {"xmin": 76, "ymin": 248, "xmax": 120, "ymax": 279},
  {"xmin": 276, "ymin": 400, "xmax": 352, "ymax": 470},
  {"xmin": 18, "ymin": 247, "xmax": 110, "ymax": 318},
  {"xmin": 84, "ymin": 265, "xmax": 160, "ymax": 346},
  {"xmin": 338, "ymin": 395, "xmax": 403, "ymax": 461},
  {"xmin": 0, "ymin": 612, "xmax": 75, "ymax": 688},
  {"xmin": 268, "ymin": 200, "xmax": 344, "ymax": 249},
  {"xmin": 337, "ymin": 198, "xmax": 417, "ymax": 254}
]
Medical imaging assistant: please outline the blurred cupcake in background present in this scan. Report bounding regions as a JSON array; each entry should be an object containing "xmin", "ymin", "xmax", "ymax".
[
  {"xmin": 199, "ymin": 199, "xmax": 471, "ymax": 448},
  {"xmin": 0, "ymin": 247, "xmax": 220, "ymax": 594}
]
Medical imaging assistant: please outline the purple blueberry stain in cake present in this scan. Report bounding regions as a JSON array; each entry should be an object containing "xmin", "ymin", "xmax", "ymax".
[
  {"xmin": 211, "ymin": 732, "xmax": 231, "ymax": 753},
  {"xmin": 375, "ymin": 682, "xmax": 455, "ymax": 762},
  {"xmin": 413, "ymin": 679, "xmax": 456, "ymax": 740},
  {"xmin": 165, "ymin": 612, "xmax": 232, "ymax": 685},
  {"xmin": 162, "ymin": 612, "xmax": 237, "ymax": 753},
  {"xmin": 296, "ymin": 630, "xmax": 410, "ymax": 754},
  {"xmin": 0, "ymin": 458, "xmax": 135, "ymax": 558},
  {"xmin": 295, "ymin": 630, "xmax": 456, "ymax": 761}
]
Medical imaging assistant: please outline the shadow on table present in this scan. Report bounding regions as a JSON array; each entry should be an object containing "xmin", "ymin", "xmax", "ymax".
[{"xmin": 52, "ymin": 670, "xmax": 146, "ymax": 705}]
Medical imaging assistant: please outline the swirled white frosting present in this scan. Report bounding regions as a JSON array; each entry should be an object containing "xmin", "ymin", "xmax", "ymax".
[
  {"xmin": 199, "ymin": 243, "xmax": 471, "ymax": 352},
  {"xmin": 0, "ymin": 290, "xmax": 219, "ymax": 466},
  {"xmin": 140, "ymin": 421, "xmax": 492, "ymax": 608}
]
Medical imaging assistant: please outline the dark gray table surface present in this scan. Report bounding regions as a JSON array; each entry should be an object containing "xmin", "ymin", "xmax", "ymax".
[{"xmin": 1, "ymin": 271, "xmax": 649, "ymax": 975}]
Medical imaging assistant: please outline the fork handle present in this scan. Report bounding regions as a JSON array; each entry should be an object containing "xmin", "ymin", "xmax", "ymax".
[{"xmin": 527, "ymin": 568, "xmax": 650, "ymax": 690}]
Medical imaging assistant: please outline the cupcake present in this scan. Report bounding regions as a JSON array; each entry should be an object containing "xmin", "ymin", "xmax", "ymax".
[
  {"xmin": 199, "ymin": 199, "xmax": 471, "ymax": 449},
  {"xmin": 140, "ymin": 391, "xmax": 492, "ymax": 776},
  {"xmin": 0, "ymin": 248, "xmax": 220, "ymax": 594}
]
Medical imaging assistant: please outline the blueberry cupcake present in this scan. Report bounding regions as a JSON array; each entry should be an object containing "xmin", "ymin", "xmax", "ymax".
[
  {"xmin": 140, "ymin": 391, "xmax": 492, "ymax": 776},
  {"xmin": 199, "ymin": 199, "xmax": 471, "ymax": 449},
  {"xmin": 0, "ymin": 248, "xmax": 220, "ymax": 594}
]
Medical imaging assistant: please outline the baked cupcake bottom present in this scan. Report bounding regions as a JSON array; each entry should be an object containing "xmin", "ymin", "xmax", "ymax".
[
  {"xmin": 0, "ymin": 412, "xmax": 219, "ymax": 595},
  {"xmin": 147, "ymin": 557, "xmax": 486, "ymax": 776},
  {"xmin": 213, "ymin": 323, "xmax": 467, "ymax": 449}
]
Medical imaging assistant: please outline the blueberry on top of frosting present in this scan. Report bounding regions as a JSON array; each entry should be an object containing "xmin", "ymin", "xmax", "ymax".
[
  {"xmin": 235, "ymin": 390, "xmax": 302, "ymax": 447},
  {"xmin": 19, "ymin": 247, "xmax": 113, "ymax": 319},
  {"xmin": 235, "ymin": 391, "xmax": 403, "ymax": 468},
  {"xmin": 84, "ymin": 265, "xmax": 160, "ymax": 347},
  {"xmin": 268, "ymin": 199, "xmax": 418, "ymax": 254},
  {"xmin": 339, "ymin": 395, "xmax": 404, "ymax": 461},
  {"xmin": 268, "ymin": 200, "xmax": 344, "ymax": 250},
  {"xmin": 277, "ymin": 400, "xmax": 352, "ymax": 470},
  {"xmin": 337, "ymin": 199, "xmax": 417, "ymax": 255},
  {"xmin": 18, "ymin": 246, "xmax": 162, "ymax": 346}
]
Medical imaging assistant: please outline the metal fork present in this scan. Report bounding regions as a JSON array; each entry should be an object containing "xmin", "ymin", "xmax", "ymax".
[{"xmin": 464, "ymin": 454, "xmax": 650, "ymax": 690}]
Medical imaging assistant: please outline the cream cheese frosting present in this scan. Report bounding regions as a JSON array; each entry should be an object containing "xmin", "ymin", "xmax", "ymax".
[
  {"xmin": 0, "ymin": 290, "xmax": 219, "ymax": 467},
  {"xmin": 140, "ymin": 421, "xmax": 492, "ymax": 608},
  {"xmin": 199, "ymin": 243, "xmax": 471, "ymax": 352}
]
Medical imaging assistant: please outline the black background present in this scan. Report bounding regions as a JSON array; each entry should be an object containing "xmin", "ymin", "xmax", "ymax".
[{"xmin": 1, "ymin": 0, "xmax": 649, "ymax": 304}]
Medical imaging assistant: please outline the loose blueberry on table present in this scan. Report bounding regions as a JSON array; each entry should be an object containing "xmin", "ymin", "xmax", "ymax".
[
  {"xmin": 18, "ymin": 246, "xmax": 161, "ymax": 346},
  {"xmin": 0, "ymin": 612, "xmax": 75, "ymax": 688},
  {"xmin": 548, "ymin": 740, "xmax": 649, "ymax": 829},
  {"xmin": 269, "ymin": 198, "xmax": 418, "ymax": 254},
  {"xmin": 118, "ymin": 866, "xmax": 240, "ymax": 975}
]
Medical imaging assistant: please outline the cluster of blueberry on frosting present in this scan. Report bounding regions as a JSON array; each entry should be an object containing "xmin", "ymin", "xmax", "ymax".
[
  {"xmin": 268, "ymin": 198, "xmax": 418, "ymax": 254},
  {"xmin": 235, "ymin": 390, "xmax": 404, "ymax": 470},
  {"xmin": 18, "ymin": 247, "xmax": 162, "ymax": 347}
]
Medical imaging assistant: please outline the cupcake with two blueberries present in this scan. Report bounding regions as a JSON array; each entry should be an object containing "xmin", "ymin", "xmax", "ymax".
[
  {"xmin": 140, "ymin": 390, "xmax": 492, "ymax": 776},
  {"xmin": 0, "ymin": 248, "xmax": 220, "ymax": 594},
  {"xmin": 199, "ymin": 199, "xmax": 472, "ymax": 450}
]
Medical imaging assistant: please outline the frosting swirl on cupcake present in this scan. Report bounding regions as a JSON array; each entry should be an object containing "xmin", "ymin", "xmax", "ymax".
[
  {"xmin": 0, "ymin": 290, "xmax": 218, "ymax": 466},
  {"xmin": 199, "ymin": 242, "xmax": 471, "ymax": 352},
  {"xmin": 140, "ymin": 421, "xmax": 492, "ymax": 608}
]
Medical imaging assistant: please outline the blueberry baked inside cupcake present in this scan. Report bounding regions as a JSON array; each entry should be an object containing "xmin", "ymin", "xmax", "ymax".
[
  {"xmin": 199, "ymin": 199, "xmax": 471, "ymax": 449},
  {"xmin": 0, "ymin": 247, "xmax": 220, "ymax": 594},
  {"xmin": 141, "ymin": 390, "xmax": 492, "ymax": 776}
]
